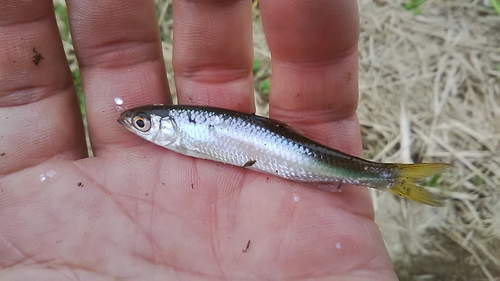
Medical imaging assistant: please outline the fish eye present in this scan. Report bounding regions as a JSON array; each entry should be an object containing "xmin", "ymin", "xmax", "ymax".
[{"xmin": 132, "ymin": 114, "xmax": 151, "ymax": 132}]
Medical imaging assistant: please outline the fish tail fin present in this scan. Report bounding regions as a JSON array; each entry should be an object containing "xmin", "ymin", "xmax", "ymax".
[{"xmin": 384, "ymin": 163, "xmax": 450, "ymax": 206}]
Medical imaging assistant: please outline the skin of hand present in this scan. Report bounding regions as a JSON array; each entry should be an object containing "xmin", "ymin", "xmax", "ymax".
[{"xmin": 0, "ymin": 0, "xmax": 398, "ymax": 280}]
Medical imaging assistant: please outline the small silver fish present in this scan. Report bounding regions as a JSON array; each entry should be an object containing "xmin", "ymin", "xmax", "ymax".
[{"xmin": 118, "ymin": 104, "xmax": 449, "ymax": 206}]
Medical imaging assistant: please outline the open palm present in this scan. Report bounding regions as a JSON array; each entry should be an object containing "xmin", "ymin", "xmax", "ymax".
[{"xmin": 0, "ymin": 0, "xmax": 397, "ymax": 280}]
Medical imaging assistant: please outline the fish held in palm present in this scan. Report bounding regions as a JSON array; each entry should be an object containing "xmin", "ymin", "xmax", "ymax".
[{"xmin": 118, "ymin": 104, "xmax": 450, "ymax": 206}]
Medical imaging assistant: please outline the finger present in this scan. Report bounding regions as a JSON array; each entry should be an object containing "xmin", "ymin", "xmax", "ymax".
[
  {"xmin": 0, "ymin": 0, "xmax": 87, "ymax": 175},
  {"xmin": 259, "ymin": 0, "xmax": 372, "ymax": 220},
  {"xmin": 66, "ymin": 0, "xmax": 169, "ymax": 154},
  {"xmin": 260, "ymin": 0, "xmax": 361, "ymax": 156},
  {"xmin": 258, "ymin": 1, "xmax": 392, "ymax": 275},
  {"xmin": 172, "ymin": 0, "xmax": 254, "ymax": 113}
]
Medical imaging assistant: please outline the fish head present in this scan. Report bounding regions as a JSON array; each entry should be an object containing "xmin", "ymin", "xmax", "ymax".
[{"xmin": 118, "ymin": 106, "xmax": 178, "ymax": 147}]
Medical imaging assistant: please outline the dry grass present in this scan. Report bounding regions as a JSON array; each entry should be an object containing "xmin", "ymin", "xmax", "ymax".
[
  {"xmin": 54, "ymin": 0, "xmax": 500, "ymax": 279},
  {"xmin": 355, "ymin": 1, "xmax": 500, "ymax": 279}
]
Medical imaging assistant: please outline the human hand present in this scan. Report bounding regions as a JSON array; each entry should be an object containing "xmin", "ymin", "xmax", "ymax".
[{"xmin": 0, "ymin": 0, "xmax": 397, "ymax": 279}]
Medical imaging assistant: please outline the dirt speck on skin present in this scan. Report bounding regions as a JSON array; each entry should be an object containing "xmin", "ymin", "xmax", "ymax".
[
  {"xmin": 242, "ymin": 240, "xmax": 251, "ymax": 253},
  {"xmin": 32, "ymin": 47, "xmax": 44, "ymax": 66}
]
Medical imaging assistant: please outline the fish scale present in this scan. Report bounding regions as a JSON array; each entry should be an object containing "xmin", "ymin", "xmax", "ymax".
[
  {"xmin": 118, "ymin": 104, "xmax": 450, "ymax": 206},
  {"xmin": 170, "ymin": 107, "xmax": 321, "ymax": 181}
]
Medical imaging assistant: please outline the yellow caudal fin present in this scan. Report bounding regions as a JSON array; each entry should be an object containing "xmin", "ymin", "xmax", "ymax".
[{"xmin": 388, "ymin": 163, "xmax": 450, "ymax": 207}]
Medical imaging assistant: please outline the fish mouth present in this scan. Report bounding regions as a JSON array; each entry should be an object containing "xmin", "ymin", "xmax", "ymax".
[
  {"xmin": 117, "ymin": 112, "xmax": 131, "ymax": 127},
  {"xmin": 117, "ymin": 116, "xmax": 126, "ymax": 126},
  {"xmin": 117, "ymin": 116, "xmax": 137, "ymax": 134}
]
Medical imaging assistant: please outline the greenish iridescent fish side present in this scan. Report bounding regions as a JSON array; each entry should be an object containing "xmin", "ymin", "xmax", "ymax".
[{"xmin": 118, "ymin": 104, "xmax": 449, "ymax": 206}]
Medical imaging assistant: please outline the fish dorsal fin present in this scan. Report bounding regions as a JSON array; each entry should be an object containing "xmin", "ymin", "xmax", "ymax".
[{"xmin": 250, "ymin": 114, "xmax": 304, "ymax": 135}]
